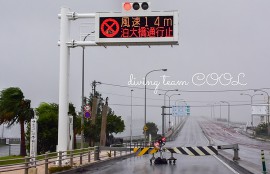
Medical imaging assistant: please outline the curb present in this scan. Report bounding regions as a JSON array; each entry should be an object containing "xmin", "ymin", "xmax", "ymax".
[
  {"xmin": 167, "ymin": 117, "xmax": 188, "ymax": 141},
  {"xmin": 240, "ymin": 131, "xmax": 270, "ymax": 142},
  {"xmin": 55, "ymin": 153, "xmax": 135, "ymax": 174},
  {"xmin": 217, "ymin": 152, "xmax": 254, "ymax": 174}
]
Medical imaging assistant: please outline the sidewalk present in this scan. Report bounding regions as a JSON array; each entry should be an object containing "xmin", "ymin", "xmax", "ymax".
[{"xmin": 0, "ymin": 151, "xmax": 132, "ymax": 174}]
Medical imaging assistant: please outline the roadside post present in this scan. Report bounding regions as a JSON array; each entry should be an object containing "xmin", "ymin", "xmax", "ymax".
[
  {"xmin": 6, "ymin": 138, "xmax": 10, "ymax": 156},
  {"xmin": 261, "ymin": 150, "xmax": 267, "ymax": 174}
]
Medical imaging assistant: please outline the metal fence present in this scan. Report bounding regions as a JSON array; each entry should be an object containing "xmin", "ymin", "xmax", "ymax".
[{"xmin": 0, "ymin": 145, "xmax": 136, "ymax": 174}]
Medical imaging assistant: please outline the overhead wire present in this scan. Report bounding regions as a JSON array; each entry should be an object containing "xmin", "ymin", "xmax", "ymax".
[
  {"xmin": 109, "ymin": 102, "xmax": 266, "ymax": 108},
  {"xmin": 100, "ymin": 81, "xmax": 270, "ymax": 93},
  {"xmin": 99, "ymin": 91, "xmax": 266, "ymax": 104},
  {"xmin": 96, "ymin": 81, "xmax": 270, "ymax": 108}
]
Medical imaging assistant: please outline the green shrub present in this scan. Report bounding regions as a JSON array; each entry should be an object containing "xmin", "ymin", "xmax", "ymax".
[
  {"xmin": 48, "ymin": 166, "xmax": 72, "ymax": 174},
  {"xmin": 255, "ymin": 123, "xmax": 268, "ymax": 135}
]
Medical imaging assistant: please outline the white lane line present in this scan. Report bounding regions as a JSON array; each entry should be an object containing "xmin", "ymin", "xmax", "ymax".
[{"xmin": 213, "ymin": 155, "xmax": 239, "ymax": 174}]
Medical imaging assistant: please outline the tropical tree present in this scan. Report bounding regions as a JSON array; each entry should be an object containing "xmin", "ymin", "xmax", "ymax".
[
  {"xmin": 0, "ymin": 87, "xmax": 34, "ymax": 156},
  {"xmin": 35, "ymin": 102, "xmax": 58, "ymax": 153},
  {"xmin": 107, "ymin": 111, "xmax": 125, "ymax": 135},
  {"xmin": 31, "ymin": 102, "xmax": 80, "ymax": 154},
  {"xmin": 144, "ymin": 122, "xmax": 159, "ymax": 139}
]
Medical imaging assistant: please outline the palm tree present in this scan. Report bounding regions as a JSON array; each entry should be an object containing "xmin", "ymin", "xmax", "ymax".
[{"xmin": 0, "ymin": 87, "xmax": 34, "ymax": 156}]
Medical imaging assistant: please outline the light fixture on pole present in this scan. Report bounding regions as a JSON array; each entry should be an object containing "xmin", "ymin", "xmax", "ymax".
[
  {"xmin": 158, "ymin": 89, "xmax": 178, "ymax": 133},
  {"xmin": 144, "ymin": 69, "xmax": 167, "ymax": 144},
  {"xmin": 159, "ymin": 93, "xmax": 180, "ymax": 129}
]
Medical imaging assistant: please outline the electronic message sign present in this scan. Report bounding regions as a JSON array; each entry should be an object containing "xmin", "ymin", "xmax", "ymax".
[{"xmin": 95, "ymin": 11, "xmax": 178, "ymax": 45}]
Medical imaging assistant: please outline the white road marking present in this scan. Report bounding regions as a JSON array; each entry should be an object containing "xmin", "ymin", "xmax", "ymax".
[
  {"xmin": 213, "ymin": 155, "xmax": 239, "ymax": 174},
  {"xmin": 200, "ymin": 120, "xmax": 239, "ymax": 174}
]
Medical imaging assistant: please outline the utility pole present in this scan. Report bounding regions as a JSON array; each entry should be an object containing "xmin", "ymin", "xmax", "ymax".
[
  {"xmin": 162, "ymin": 106, "xmax": 165, "ymax": 136},
  {"xmin": 130, "ymin": 90, "xmax": 134, "ymax": 144},
  {"xmin": 100, "ymin": 97, "xmax": 109, "ymax": 146},
  {"xmin": 161, "ymin": 106, "xmax": 172, "ymax": 136},
  {"xmin": 92, "ymin": 80, "xmax": 101, "ymax": 96},
  {"xmin": 91, "ymin": 81, "xmax": 101, "ymax": 125}
]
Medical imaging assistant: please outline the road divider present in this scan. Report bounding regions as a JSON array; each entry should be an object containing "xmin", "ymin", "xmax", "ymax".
[
  {"xmin": 133, "ymin": 144, "xmax": 239, "ymax": 159},
  {"xmin": 165, "ymin": 146, "xmax": 218, "ymax": 156}
]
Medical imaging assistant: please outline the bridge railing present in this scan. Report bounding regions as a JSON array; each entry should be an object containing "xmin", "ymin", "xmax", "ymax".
[{"xmin": 0, "ymin": 145, "xmax": 137, "ymax": 174}]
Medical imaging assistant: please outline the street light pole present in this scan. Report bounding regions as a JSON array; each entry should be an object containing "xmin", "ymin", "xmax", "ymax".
[
  {"xmin": 130, "ymin": 89, "xmax": 134, "ymax": 144},
  {"xmin": 81, "ymin": 33, "xmax": 91, "ymax": 149},
  {"xmin": 159, "ymin": 89, "xmax": 178, "ymax": 132},
  {"xmin": 254, "ymin": 89, "xmax": 269, "ymax": 124},
  {"xmin": 211, "ymin": 105, "xmax": 213, "ymax": 119},
  {"xmin": 219, "ymin": 103, "xmax": 221, "ymax": 119},
  {"xmin": 221, "ymin": 101, "xmax": 230, "ymax": 127},
  {"xmin": 144, "ymin": 69, "xmax": 167, "ymax": 143},
  {"xmin": 214, "ymin": 102, "xmax": 222, "ymax": 119},
  {"xmin": 240, "ymin": 93, "xmax": 263, "ymax": 129}
]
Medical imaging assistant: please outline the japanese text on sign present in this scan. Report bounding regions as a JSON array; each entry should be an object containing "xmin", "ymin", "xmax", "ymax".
[{"xmin": 99, "ymin": 16, "xmax": 174, "ymax": 38}]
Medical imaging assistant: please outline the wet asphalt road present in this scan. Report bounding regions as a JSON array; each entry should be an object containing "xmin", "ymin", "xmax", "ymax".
[
  {"xmin": 200, "ymin": 118, "xmax": 270, "ymax": 171},
  {"xmin": 85, "ymin": 117, "xmax": 238, "ymax": 174}
]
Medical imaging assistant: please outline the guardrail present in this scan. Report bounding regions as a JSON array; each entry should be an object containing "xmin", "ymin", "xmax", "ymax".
[
  {"xmin": 167, "ymin": 117, "xmax": 188, "ymax": 141},
  {"xmin": 0, "ymin": 145, "xmax": 136, "ymax": 174}
]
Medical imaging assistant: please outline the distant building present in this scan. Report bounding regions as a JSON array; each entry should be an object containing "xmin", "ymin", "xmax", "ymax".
[
  {"xmin": 253, "ymin": 116, "xmax": 267, "ymax": 127},
  {"xmin": 0, "ymin": 123, "xmax": 21, "ymax": 138}
]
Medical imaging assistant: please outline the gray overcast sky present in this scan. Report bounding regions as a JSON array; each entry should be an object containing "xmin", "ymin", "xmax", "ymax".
[{"xmin": 1, "ymin": 0, "xmax": 270, "ymax": 136}]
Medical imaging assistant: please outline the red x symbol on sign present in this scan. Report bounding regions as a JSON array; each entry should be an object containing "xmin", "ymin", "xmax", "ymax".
[{"xmin": 100, "ymin": 18, "xmax": 120, "ymax": 38}]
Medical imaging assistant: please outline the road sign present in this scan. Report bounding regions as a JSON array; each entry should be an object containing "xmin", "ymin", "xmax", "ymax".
[
  {"xmin": 84, "ymin": 105, "xmax": 91, "ymax": 112},
  {"xmin": 95, "ymin": 11, "xmax": 179, "ymax": 45},
  {"xmin": 84, "ymin": 111, "xmax": 91, "ymax": 118},
  {"xmin": 252, "ymin": 105, "xmax": 268, "ymax": 115},
  {"xmin": 186, "ymin": 106, "xmax": 190, "ymax": 115},
  {"xmin": 172, "ymin": 105, "xmax": 190, "ymax": 116},
  {"xmin": 144, "ymin": 125, "xmax": 148, "ymax": 131},
  {"xmin": 101, "ymin": 18, "xmax": 120, "ymax": 38}
]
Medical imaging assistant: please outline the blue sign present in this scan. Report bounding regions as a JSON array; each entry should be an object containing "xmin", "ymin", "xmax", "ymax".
[
  {"xmin": 172, "ymin": 105, "xmax": 190, "ymax": 116},
  {"xmin": 84, "ymin": 111, "xmax": 91, "ymax": 118}
]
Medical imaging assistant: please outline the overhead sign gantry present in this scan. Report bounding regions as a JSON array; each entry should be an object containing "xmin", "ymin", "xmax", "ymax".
[
  {"xmin": 95, "ymin": 11, "xmax": 178, "ymax": 45},
  {"xmin": 57, "ymin": 2, "xmax": 179, "ymax": 156}
]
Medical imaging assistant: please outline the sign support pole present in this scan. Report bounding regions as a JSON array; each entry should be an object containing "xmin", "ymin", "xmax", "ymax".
[
  {"xmin": 58, "ymin": 7, "xmax": 71, "ymax": 156},
  {"xmin": 161, "ymin": 106, "xmax": 172, "ymax": 137},
  {"xmin": 57, "ymin": 6, "xmax": 179, "ymax": 154},
  {"xmin": 162, "ymin": 106, "xmax": 165, "ymax": 136}
]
